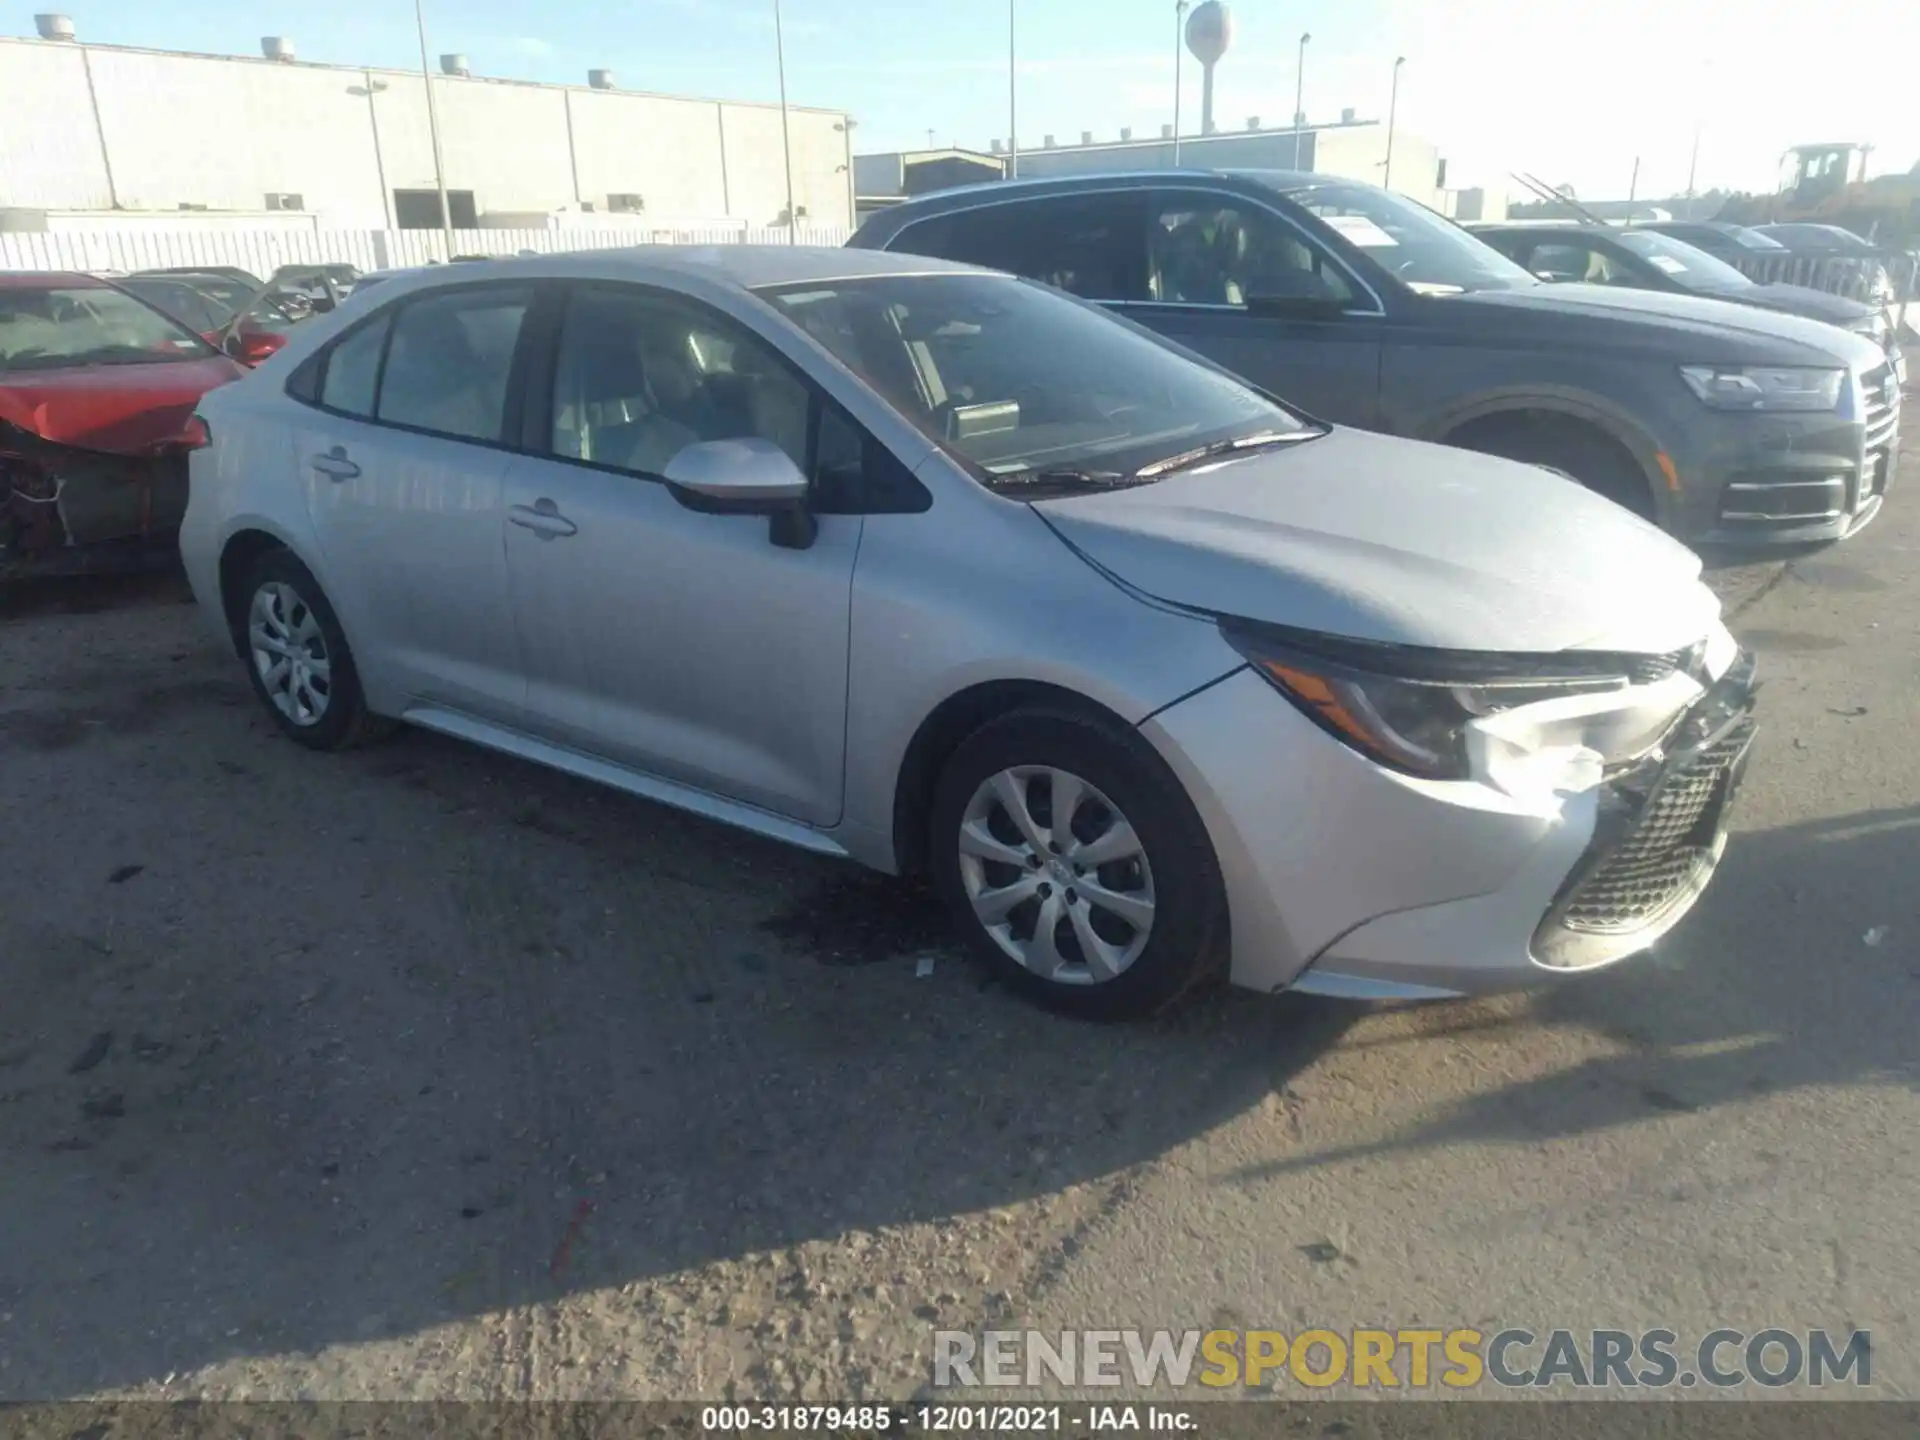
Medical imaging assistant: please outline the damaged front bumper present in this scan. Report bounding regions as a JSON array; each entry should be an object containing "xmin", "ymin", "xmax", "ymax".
[{"xmin": 1, "ymin": 419, "xmax": 192, "ymax": 580}]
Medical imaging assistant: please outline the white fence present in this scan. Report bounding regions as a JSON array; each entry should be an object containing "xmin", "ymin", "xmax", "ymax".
[{"xmin": 0, "ymin": 223, "xmax": 856, "ymax": 276}]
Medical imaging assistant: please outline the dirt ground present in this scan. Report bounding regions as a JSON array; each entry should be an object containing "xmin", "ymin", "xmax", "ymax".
[{"xmin": 1, "ymin": 434, "xmax": 1915, "ymax": 1403}]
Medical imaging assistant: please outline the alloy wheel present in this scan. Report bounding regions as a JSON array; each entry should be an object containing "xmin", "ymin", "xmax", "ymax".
[
  {"xmin": 956, "ymin": 765, "xmax": 1156, "ymax": 984},
  {"xmin": 248, "ymin": 581, "xmax": 332, "ymax": 727}
]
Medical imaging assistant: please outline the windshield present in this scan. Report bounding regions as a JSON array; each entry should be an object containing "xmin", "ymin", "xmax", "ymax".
[
  {"xmin": 1261, "ymin": 178, "xmax": 1539, "ymax": 295},
  {"xmin": 758, "ymin": 272, "xmax": 1316, "ymax": 488},
  {"xmin": 1614, "ymin": 230, "xmax": 1754, "ymax": 290},
  {"xmin": 0, "ymin": 285, "xmax": 215, "ymax": 372}
]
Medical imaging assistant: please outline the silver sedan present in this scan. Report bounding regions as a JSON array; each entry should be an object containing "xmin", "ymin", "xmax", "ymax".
[{"xmin": 179, "ymin": 246, "xmax": 1755, "ymax": 1019}]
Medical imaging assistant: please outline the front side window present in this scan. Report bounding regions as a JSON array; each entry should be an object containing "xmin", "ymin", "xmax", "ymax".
[
  {"xmin": 1262, "ymin": 178, "xmax": 1539, "ymax": 295},
  {"xmin": 1149, "ymin": 197, "xmax": 1355, "ymax": 306},
  {"xmin": 759, "ymin": 272, "xmax": 1314, "ymax": 488},
  {"xmin": 1526, "ymin": 242, "xmax": 1620, "ymax": 284},
  {"xmin": 894, "ymin": 194, "xmax": 1147, "ymax": 302},
  {"xmin": 549, "ymin": 287, "xmax": 813, "ymax": 476},
  {"xmin": 376, "ymin": 286, "xmax": 532, "ymax": 443},
  {"xmin": 0, "ymin": 285, "xmax": 214, "ymax": 372}
]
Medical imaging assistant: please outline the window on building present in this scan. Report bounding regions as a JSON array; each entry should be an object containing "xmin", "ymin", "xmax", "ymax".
[{"xmin": 392, "ymin": 188, "xmax": 479, "ymax": 230}]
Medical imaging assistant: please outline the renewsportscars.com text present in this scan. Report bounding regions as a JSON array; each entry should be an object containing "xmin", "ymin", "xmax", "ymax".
[{"xmin": 934, "ymin": 1327, "xmax": 1872, "ymax": 1391}]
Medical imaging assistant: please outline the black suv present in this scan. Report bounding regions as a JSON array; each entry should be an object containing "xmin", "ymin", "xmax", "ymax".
[{"xmin": 849, "ymin": 171, "xmax": 1901, "ymax": 546}]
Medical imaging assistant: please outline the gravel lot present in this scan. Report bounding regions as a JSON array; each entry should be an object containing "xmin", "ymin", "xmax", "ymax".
[{"xmin": 2, "ymin": 427, "xmax": 1915, "ymax": 1403}]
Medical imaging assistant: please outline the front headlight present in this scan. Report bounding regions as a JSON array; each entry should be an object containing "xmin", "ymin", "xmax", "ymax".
[
  {"xmin": 1221, "ymin": 627, "xmax": 1636, "ymax": 781},
  {"xmin": 1849, "ymin": 312, "xmax": 1892, "ymax": 345},
  {"xmin": 1679, "ymin": 364, "xmax": 1845, "ymax": 412}
]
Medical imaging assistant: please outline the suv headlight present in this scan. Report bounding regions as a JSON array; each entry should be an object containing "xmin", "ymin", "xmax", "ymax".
[
  {"xmin": 1849, "ymin": 312, "xmax": 1891, "ymax": 345},
  {"xmin": 1679, "ymin": 364, "xmax": 1844, "ymax": 412},
  {"xmin": 1220, "ymin": 626, "xmax": 1692, "ymax": 786}
]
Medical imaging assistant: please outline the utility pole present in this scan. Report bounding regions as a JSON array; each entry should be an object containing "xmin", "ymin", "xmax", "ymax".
[
  {"xmin": 1172, "ymin": 0, "xmax": 1188, "ymax": 165},
  {"xmin": 1628, "ymin": 155, "xmax": 1640, "ymax": 204},
  {"xmin": 1382, "ymin": 56, "xmax": 1404, "ymax": 190},
  {"xmin": 413, "ymin": 0, "xmax": 453, "ymax": 257},
  {"xmin": 1291, "ymin": 32, "xmax": 1310, "ymax": 169},
  {"xmin": 1007, "ymin": 0, "xmax": 1018, "ymax": 178},
  {"xmin": 774, "ymin": 0, "xmax": 797, "ymax": 241}
]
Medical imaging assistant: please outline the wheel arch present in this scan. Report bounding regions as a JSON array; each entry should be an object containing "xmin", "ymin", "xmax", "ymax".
[
  {"xmin": 890, "ymin": 679, "xmax": 1139, "ymax": 878},
  {"xmin": 1429, "ymin": 391, "xmax": 1669, "ymax": 515},
  {"xmin": 216, "ymin": 523, "xmax": 307, "ymax": 657}
]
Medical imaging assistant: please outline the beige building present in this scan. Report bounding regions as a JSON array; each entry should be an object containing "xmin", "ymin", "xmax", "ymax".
[{"xmin": 0, "ymin": 27, "xmax": 854, "ymax": 231}]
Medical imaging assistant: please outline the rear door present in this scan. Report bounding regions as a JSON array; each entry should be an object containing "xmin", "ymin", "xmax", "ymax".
[
  {"xmin": 1122, "ymin": 187, "xmax": 1385, "ymax": 426},
  {"xmin": 287, "ymin": 281, "xmax": 535, "ymax": 721}
]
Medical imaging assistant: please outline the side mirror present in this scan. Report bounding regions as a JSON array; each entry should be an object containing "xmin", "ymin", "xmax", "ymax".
[
  {"xmin": 1244, "ymin": 293, "xmax": 1349, "ymax": 321},
  {"xmin": 227, "ymin": 329, "xmax": 287, "ymax": 366},
  {"xmin": 662, "ymin": 437, "xmax": 817, "ymax": 550}
]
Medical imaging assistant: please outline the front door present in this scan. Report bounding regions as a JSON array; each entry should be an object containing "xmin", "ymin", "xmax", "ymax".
[
  {"xmin": 500, "ymin": 283, "xmax": 861, "ymax": 826},
  {"xmin": 1122, "ymin": 189, "xmax": 1386, "ymax": 428},
  {"xmin": 292, "ymin": 282, "xmax": 534, "ymax": 720}
]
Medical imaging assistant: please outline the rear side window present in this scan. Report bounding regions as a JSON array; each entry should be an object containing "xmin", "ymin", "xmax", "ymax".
[
  {"xmin": 376, "ymin": 286, "xmax": 532, "ymax": 443},
  {"xmin": 319, "ymin": 313, "xmax": 391, "ymax": 417},
  {"xmin": 893, "ymin": 193, "xmax": 1148, "ymax": 302}
]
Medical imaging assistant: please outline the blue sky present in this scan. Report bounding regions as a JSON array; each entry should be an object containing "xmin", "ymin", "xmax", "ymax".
[{"xmin": 21, "ymin": 0, "xmax": 1920, "ymax": 201}]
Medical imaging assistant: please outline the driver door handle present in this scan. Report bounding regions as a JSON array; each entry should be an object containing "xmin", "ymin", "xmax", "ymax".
[
  {"xmin": 309, "ymin": 446, "xmax": 360, "ymax": 481},
  {"xmin": 508, "ymin": 499, "xmax": 578, "ymax": 539}
]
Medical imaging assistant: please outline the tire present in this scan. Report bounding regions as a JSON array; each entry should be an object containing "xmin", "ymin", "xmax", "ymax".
[
  {"xmin": 928, "ymin": 708, "xmax": 1229, "ymax": 1021},
  {"xmin": 236, "ymin": 548, "xmax": 389, "ymax": 751},
  {"xmin": 1458, "ymin": 418, "xmax": 1655, "ymax": 521}
]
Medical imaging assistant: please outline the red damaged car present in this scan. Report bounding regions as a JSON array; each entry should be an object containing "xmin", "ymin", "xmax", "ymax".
[{"xmin": 1, "ymin": 272, "xmax": 249, "ymax": 578}]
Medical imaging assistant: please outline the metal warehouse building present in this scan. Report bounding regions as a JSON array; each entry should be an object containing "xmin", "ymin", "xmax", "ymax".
[{"xmin": 0, "ymin": 23, "xmax": 855, "ymax": 233}]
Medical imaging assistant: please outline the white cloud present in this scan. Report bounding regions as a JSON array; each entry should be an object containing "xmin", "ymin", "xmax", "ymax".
[{"xmin": 510, "ymin": 37, "xmax": 555, "ymax": 58}]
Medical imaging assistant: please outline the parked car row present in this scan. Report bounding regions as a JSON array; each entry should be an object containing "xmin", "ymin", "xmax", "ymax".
[
  {"xmin": 0, "ymin": 264, "xmax": 354, "ymax": 576},
  {"xmin": 8, "ymin": 171, "xmax": 1904, "ymax": 1019}
]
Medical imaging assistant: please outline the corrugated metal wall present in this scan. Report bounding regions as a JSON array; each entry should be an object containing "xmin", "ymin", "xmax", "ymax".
[{"xmin": 0, "ymin": 224, "xmax": 855, "ymax": 276}]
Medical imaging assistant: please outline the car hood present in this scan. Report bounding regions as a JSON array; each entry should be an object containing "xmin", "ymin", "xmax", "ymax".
[
  {"xmin": 1035, "ymin": 427, "xmax": 1720, "ymax": 654},
  {"xmin": 0, "ymin": 354, "xmax": 243, "ymax": 453},
  {"xmin": 1704, "ymin": 282, "xmax": 1876, "ymax": 326},
  {"xmin": 1439, "ymin": 282, "xmax": 1886, "ymax": 369}
]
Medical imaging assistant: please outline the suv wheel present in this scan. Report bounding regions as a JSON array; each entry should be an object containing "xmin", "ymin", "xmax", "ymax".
[
  {"xmin": 238, "ymin": 550, "xmax": 386, "ymax": 750},
  {"xmin": 929, "ymin": 709, "xmax": 1227, "ymax": 1020}
]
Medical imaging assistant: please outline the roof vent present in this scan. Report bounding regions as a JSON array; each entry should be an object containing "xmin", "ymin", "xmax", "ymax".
[
  {"xmin": 1293, "ymin": 109, "xmax": 1306, "ymax": 126},
  {"xmin": 1120, "ymin": 127, "xmax": 1132, "ymax": 141},
  {"xmin": 587, "ymin": 68, "xmax": 615, "ymax": 89},
  {"xmin": 989, "ymin": 139, "xmax": 1004, "ymax": 153},
  {"xmin": 1042, "ymin": 134, "xmax": 1056, "ymax": 148},
  {"xmin": 1080, "ymin": 130, "xmax": 1093, "ymax": 145},
  {"xmin": 1247, "ymin": 115, "xmax": 1260, "ymax": 130},
  {"xmin": 34, "ymin": 13, "xmax": 75, "ymax": 40},
  {"xmin": 440, "ymin": 53, "xmax": 470, "ymax": 77},
  {"xmin": 1161, "ymin": 123, "xmax": 1174, "ymax": 138},
  {"xmin": 1340, "ymin": 106, "xmax": 1356, "ymax": 123},
  {"xmin": 261, "ymin": 36, "xmax": 295, "ymax": 62}
]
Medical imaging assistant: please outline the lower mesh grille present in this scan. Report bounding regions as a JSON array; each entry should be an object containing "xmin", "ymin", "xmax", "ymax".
[{"xmin": 1557, "ymin": 722, "xmax": 1752, "ymax": 934}]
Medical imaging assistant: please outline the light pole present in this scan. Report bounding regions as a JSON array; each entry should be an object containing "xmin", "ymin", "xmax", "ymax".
[
  {"xmin": 413, "ymin": 0, "xmax": 454, "ymax": 258},
  {"xmin": 352, "ymin": 72, "xmax": 393, "ymax": 228},
  {"xmin": 1172, "ymin": 0, "xmax": 1188, "ymax": 165},
  {"xmin": 1007, "ymin": 0, "xmax": 1018, "ymax": 179},
  {"xmin": 1382, "ymin": 55, "xmax": 1404, "ymax": 191},
  {"xmin": 1291, "ymin": 32, "xmax": 1310, "ymax": 170},
  {"xmin": 774, "ymin": 0, "xmax": 797, "ymax": 241}
]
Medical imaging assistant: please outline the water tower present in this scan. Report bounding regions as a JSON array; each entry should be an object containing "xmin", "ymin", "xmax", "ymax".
[{"xmin": 1185, "ymin": 1, "xmax": 1233, "ymax": 136}]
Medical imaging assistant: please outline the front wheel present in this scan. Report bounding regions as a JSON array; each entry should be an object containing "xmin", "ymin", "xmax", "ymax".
[{"xmin": 928, "ymin": 709, "xmax": 1228, "ymax": 1020}]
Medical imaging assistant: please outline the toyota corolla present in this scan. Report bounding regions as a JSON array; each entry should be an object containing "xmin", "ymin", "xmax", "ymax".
[{"xmin": 180, "ymin": 248, "xmax": 1756, "ymax": 1019}]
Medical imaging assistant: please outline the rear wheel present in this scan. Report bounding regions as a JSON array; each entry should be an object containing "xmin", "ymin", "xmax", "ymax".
[
  {"xmin": 929, "ymin": 709, "xmax": 1228, "ymax": 1020},
  {"xmin": 237, "ymin": 549, "xmax": 387, "ymax": 750}
]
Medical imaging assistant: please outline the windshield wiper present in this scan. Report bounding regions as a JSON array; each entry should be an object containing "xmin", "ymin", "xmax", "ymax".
[
  {"xmin": 985, "ymin": 466, "xmax": 1153, "ymax": 497},
  {"xmin": 1132, "ymin": 428, "xmax": 1322, "ymax": 480}
]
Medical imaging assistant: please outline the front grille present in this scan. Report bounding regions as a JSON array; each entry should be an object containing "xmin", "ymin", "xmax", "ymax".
[
  {"xmin": 1863, "ymin": 364, "xmax": 1899, "ymax": 453},
  {"xmin": 1556, "ymin": 722, "xmax": 1753, "ymax": 935}
]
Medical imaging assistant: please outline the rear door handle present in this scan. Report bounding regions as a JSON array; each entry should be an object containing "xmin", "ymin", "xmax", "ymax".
[
  {"xmin": 310, "ymin": 446, "xmax": 360, "ymax": 481},
  {"xmin": 507, "ymin": 499, "xmax": 578, "ymax": 539}
]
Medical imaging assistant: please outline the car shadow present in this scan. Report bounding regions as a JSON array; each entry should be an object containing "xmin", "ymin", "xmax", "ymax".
[
  {"xmin": 1222, "ymin": 805, "xmax": 1920, "ymax": 1183},
  {"xmin": 0, "ymin": 642, "xmax": 1365, "ymax": 1399}
]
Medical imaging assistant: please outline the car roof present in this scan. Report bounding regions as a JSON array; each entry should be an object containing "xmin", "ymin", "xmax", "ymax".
[
  {"xmin": 363, "ymin": 244, "xmax": 986, "ymax": 295},
  {"xmin": 0, "ymin": 271, "xmax": 110, "ymax": 291}
]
